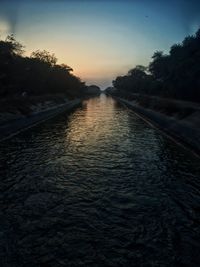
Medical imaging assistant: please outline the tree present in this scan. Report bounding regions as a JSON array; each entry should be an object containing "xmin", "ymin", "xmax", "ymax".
[
  {"xmin": 0, "ymin": 35, "xmax": 85, "ymax": 98},
  {"xmin": 149, "ymin": 51, "xmax": 170, "ymax": 81},
  {"xmin": 113, "ymin": 28, "xmax": 200, "ymax": 102},
  {"xmin": 128, "ymin": 65, "xmax": 147, "ymax": 78},
  {"xmin": 5, "ymin": 34, "xmax": 24, "ymax": 56},
  {"xmin": 31, "ymin": 50, "xmax": 57, "ymax": 66}
]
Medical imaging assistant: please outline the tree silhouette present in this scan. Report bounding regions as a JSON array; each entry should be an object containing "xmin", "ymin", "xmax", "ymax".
[
  {"xmin": 0, "ymin": 35, "xmax": 86, "ymax": 98},
  {"xmin": 31, "ymin": 50, "xmax": 57, "ymax": 66},
  {"xmin": 112, "ymin": 28, "xmax": 200, "ymax": 102}
]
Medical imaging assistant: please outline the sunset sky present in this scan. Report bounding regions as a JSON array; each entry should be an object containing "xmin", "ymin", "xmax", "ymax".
[{"xmin": 0, "ymin": 0, "xmax": 200, "ymax": 88}]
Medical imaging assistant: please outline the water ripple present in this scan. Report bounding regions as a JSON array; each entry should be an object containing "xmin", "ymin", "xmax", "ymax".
[{"xmin": 1, "ymin": 94, "xmax": 200, "ymax": 267}]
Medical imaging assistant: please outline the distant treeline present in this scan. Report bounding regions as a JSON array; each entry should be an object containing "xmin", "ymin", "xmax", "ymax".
[
  {"xmin": 0, "ymin": 35, "xmax": 86, "ymax": 98},
  {"xmin": 112, "ymin": 29, "xmax": 200, "ymax": 102}
]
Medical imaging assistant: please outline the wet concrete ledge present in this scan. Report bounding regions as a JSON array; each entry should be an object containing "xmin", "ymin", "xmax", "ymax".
[
  {"xmin": 114, "ymin": 96, "xmax": 200, "ymax": 156},
  {"xmin": 0, "ymin": 99, "xmax": 81, "ymax": 142}
]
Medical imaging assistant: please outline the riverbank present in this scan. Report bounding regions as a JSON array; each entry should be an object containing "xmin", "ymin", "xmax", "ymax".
[
  {"xmin": 112, "ymin": 95, "xmax": 200, "ymax": 156},
  {"xmin": 0, "ymin": 97, "xmax": 81, "ymax": 141}
]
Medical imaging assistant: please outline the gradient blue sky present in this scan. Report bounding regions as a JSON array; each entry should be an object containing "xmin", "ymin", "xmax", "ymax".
[{"xmin": 0, "ymin": 0, "xmax": 200, "ymax": 88}]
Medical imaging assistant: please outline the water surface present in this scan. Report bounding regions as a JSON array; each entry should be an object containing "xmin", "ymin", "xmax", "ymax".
[{"xmin": 1, "ymin": 94, "xmax": 200, "ymax": 267}]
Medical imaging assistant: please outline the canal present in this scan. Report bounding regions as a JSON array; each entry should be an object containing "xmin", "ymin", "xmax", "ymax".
[{"xmin": 1, "ymin": 94, "xmax": 200, "ymax": 267}]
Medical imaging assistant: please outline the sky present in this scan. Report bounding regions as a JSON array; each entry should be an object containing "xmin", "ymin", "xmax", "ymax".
[{"xmin": 0, "ymin": 0, "xmax": 200, "ymax": 89}]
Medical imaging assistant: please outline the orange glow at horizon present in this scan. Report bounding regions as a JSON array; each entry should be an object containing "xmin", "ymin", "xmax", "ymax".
[{"xmin": 24, "ymin": 41, "xmax": 133, "ymax": 88}]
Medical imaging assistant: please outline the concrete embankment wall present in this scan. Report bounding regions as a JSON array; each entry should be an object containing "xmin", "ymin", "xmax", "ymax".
[
  {"xmin": 0, "ymin": 99, "xmax": 81, "ymax": 141},
  {"xmin": 114, "ymin": 96, "xmax": 200, "ymax": 155}
]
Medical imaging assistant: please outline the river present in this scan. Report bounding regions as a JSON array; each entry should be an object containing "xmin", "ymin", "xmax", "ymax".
[{"xmin": 1, "ymin": 94, "xmax": 200, "ymax": 267}]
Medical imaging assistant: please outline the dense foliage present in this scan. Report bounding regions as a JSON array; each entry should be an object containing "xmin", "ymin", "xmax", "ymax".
[
  {"xmin": 0, "ymin": 35, "xmax": 86, "ymax": 98},
  {"xmin": 113, "ymin": 29, "xmax": 200, "ymax": 102}
]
